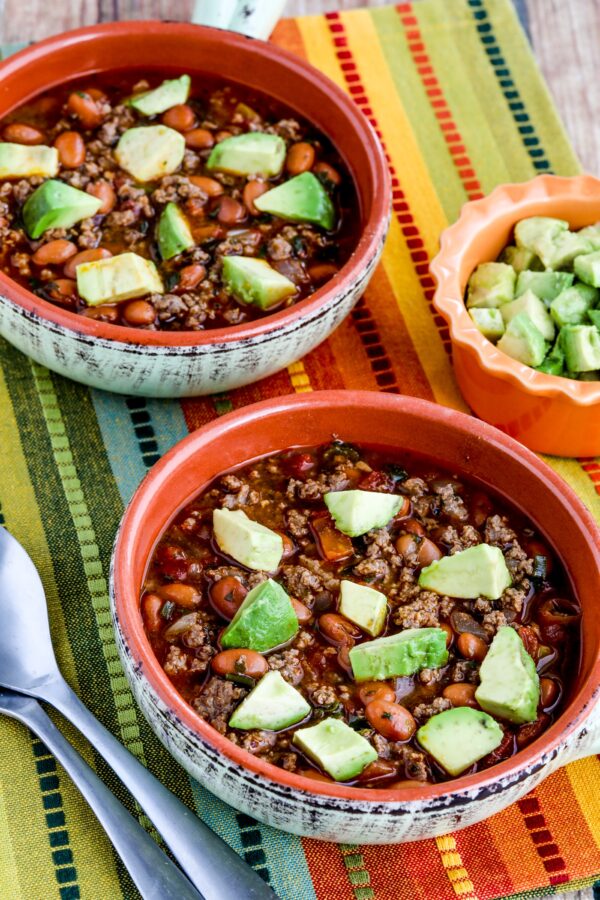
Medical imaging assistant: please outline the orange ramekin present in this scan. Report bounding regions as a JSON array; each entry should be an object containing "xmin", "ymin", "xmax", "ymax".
[{"xmin": 431, "ymin": 174, "xmax": 600, "ymax": 457}]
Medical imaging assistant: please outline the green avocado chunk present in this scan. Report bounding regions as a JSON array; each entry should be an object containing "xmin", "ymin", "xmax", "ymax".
[
  {"xmin": 535, "ymin": 338, "xmax": 565, "ymax": 377},
  {"xmin": 496, "ymin": 312, "xmax": 547, "ymax": 367},
  {"xmin": 221, "ymin": 256, "xmax": 296, "ymax": 310},
  {"xmin": 419, "ymin": 544, "xmax": 511, "ymax": 600},
  {"xmin": 129, "ymin": 74, "xmax": 191, "ymax": 116},
  {"xmin": 254, "ymin": 172, "xmax": 336, "ymax": 230},
  {"xmin": 207, "ymin": 132, "xmax": 286, "ymax": 178},
  {"xmin": 229, "ymin": 671, "xmax": 310, "ymax": 731},
  {"xmin": 560, "ymin": 324, "xmax": 600, "ymax": 372},
  {"xmin": 293, "ymin": 718, "xmax": 377, "ymax": 781},
  {"xmin": 157, "ymin": 202, "xmax": 195, "ymax": 260},
  {"xmin": 338, "ymin": 580, "xmax": 387, "ymax": 637},
  {"xmin": 76, "ymin": 252, "xmax": 164, "ymax": 305},
  {"xmin": 501, "ymin": 290, "xmax": 555, "ymax": 341},
  {"xmin": 578, "ymin": 224, "xmax": 600, "ymax": 252},
  {"xmin": 22, "ymin": 179, "xmax": 102, "ymax": 239},
  {"xmin": 417, "ymin": 707, "xmax": 503, "ymax": 776},
  {"xmin": 213, "ymin": 508, "xmax": 283, "ymax": 571},
  {"xmin": 498, "ymin": 245, "xmax": 542, "ymax": 273},
  {"xmin": 515, "ymin": 270, "xmax": 575, "ymax": 304},
  {"xmin": 220, "ymin": 578, "xmax": 299, "ymax": 652},
  {"xmin": 115, "ymin": 125, "xmax": 185, "ymax": 182},
  {"xmin": 324, "ymin": 490, "xmax": 403, "ymax": 537},
  {"xmin": 550, "ymin": 284, "xmax": 598, "ymax": 327},
  {"xmin": 514, "ymin": 216, "xmax": 591, "ymax": 269},
  {"xmin": 348, "ymin": 627, "xmax": 448, "ymax": 682},
  {"xmin": 574, "ymin": 249, "xmax": 600, "ymax": 288},
  {"xmin": 469, "ymin": 307, "xmax": 505, "ymax": 341},
  {"xmin": 475, "ymin": 626, "xmax": 540, "ymax": 724},
  {"xmin": 587, "ymin": 309, "xmax": 600, "ymax": 330},
  {"xmin": 466, "ymin": 262, "xmax": 516, "ymax": 309},
  {"xmin": 0, "ymin": 143, "xmax": 59, "ymax": 178}
]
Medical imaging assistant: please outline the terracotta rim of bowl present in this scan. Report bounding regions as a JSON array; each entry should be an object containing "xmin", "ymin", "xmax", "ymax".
[
  {"xmin": 112, "ymin": 391, "xmax": 600, "ymax": 804},
  {"xmin": 431, "ymin": 174, "xmax": 600, "ymax": 406},
  {"xmin": 0, "ymin": 21, "xmax": 390, "ymax": 348}
]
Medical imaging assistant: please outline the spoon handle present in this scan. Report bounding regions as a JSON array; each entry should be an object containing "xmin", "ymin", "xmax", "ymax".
[
  {"xmin": 9, "ymin": 697, "xmax": 202, "ymax": 900},
  {"xmin": 41, "ymin": 676, "xmax": 277, "ymax": 900}
]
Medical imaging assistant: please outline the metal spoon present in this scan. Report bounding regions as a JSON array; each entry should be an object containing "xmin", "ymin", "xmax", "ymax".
[
  {"xmin": 0, "ymin": 687, "xmax": 202, "ymax": 900},
  {"xmin": 0, "ymin": 527, "xmax": 276, "ymax": 900}
]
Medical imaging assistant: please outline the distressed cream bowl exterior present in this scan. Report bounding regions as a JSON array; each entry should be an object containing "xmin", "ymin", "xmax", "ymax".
[
  {"xmin": 110, "ymin": 391, "xmax": 600, "ymax": 844},
  {"xmin": 0, "ymin": 23, "xmax": 389, "ymax": 398}
]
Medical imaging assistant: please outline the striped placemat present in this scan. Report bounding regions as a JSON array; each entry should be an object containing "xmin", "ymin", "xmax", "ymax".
[{"xmin": 0, "ymin": 2, "xmax": 599, "ymax": 898}]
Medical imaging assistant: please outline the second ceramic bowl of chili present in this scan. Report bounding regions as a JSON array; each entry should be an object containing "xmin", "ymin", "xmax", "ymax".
[
  {"xmin": 110, "ymin": 391, "xmax": 600, "ymax": 844},
  {"xmin": 0, "ymin": 21, "xmax": 389, "ymax": 397}
]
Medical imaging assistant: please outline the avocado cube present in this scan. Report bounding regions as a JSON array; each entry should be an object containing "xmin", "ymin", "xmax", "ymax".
[
  {"xmin": 23, "ymin": 180, "xmax": 102, "ymax": 239},
  {"xmin": 560, "ymin": 324, "xmax": 600, "ymax": 372},
  {"xmin": 0, "ymin": 143, "xmax": 58, "ymax": 178},
  {"xmin": 514, "ymin": 216, "xmax": 577, "ymax": 269},
  {"xmin": 324, "ymin": 490, "xmax": 404, "ymax": 538},
  {"xmin": 115, "ymin": 125, "xmax": 185, "ymax": 182},
  {"xmin": 293, "ymin": 718, "xmax": 377, "ymax": 781},
  {"xmin": 213, "ymin": 508, "xmax": 283, "ymax": 571},
  {"xmin": 419, "ymin": 544, "xmax": 511, "ymax": 600},
  {"xmin": 574, "ymin": 249, "xmax": 600, "ymax": 288},
  {"xmin": 222, "ymin": 256, "xmax": 296, "ymax": 310},
  {"xmin": 465, "ymin": 262, "xmax": 516, "ymax": 309},
  {"xmin": 349, "ymin": 628, "xmax": 448, "ymax": 682},
  {"xmin": 587, "ymin": 309, "xmax": 600, "ymax": 330},
  {"xmin": 475, "ymin": 627, "xmax": 539, "ymax": 724},
  {"xmin": 501, "ymin": 290, "xmax": 555, "ymax": 341},
  {"xmin": 550, "ymin": 284, "xmax": 598, "ymax": 328},
  {"xmin": 157, "ymin": 202, "xmax": 195, "ymax": 260},
  {"xmin": 229, "ymin": 671, "xmax": 310, "ymax": 731},
  {"xmin": 130, "ymin": 74, "xmax": 191, "ymax": 116},
  {"xmin": 496, "ymin": 313, "xmax": 547, "ymax": 367},
  {"xmin": 338, "ymin": 580, "xmax": 387, "ymax": 637},
  {"xmin": 76, "ymin": 252, "xmax": 163, "ymax": 305},
  {"xmin": 535, "ymin": 338, "xmax": 565, "ymax": 377},
  {"xmin": 221, "ymin": 579, "xmax": 299, "ymax": 653},
  {"xmin": 417, "ymin": 708, "xmax": 503, "ymax": 776},
  {"xmin": 515, "ymin": 270, "xmax": 574, "ymax": 304},
  {"xmin": 578, "ymin": 223, "xmax": 600, "ymax": 252},
  {"xmin": 207, "ymin": 132, "xmax": 286, "ymax": 178},
  {"xmin": 469, "ymin": 308, "xmax": 505, "ymax": 342},
  {"xmin": 254, "ymin": 172, "xmax": 336, "ymax": 230},
  {"xmin": 498, "ymin": 245, "xmax": 542, "ymax": 273}
]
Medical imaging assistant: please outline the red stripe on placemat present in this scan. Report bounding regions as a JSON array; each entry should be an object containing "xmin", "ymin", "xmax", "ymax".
[
  {"xmin": 395, "ymin": 3, "xmax": 484, "ymax": 201},
  {"xmin": 517, "ymin": 794, "xmax": 570, "ymax": 885},
  {"xmin": 324, "ymin": 10, "xmax": 452, "ymax": 357}
]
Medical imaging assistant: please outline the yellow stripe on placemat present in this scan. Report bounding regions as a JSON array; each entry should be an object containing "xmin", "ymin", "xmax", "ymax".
[
  {"xmin": 436, "ymin": 835, "xmax": 480, "ymax": 899},
  {"xmin": 288, "ymin": 360, "xmax": 313, "ymax": 393},
  {"xmin": 0, "ymin": 784, "xmax": 22, "ymax": 897}
]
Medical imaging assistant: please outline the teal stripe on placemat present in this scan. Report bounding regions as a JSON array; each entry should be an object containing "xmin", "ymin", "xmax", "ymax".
[{"xmin": 0, "ymin": 41, "xmax": 27, "ymax": 58}]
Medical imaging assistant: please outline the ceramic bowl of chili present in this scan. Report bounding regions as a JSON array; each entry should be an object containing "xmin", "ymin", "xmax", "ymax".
[
  {"xmin": 431, "ymin": 174, "xmax": 600, "ymax": 456},
  {"xmin": 0, "ymin": 22, "xmax": 389, "ymax": 397},
  {"xmin": 110, "ymin": 390, "xmax": 600, "ymax": 844}
]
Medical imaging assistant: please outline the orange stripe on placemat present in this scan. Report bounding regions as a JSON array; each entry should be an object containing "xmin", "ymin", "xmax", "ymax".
[
  {"xmin": 301, "ymin": 839, "xmax": 356, "ymax": 900},
  {"xmin": 395, "ymin": 3, "xmax": 484, "ymax": 201},
  {"xmin": 270, "ymin": 17, "xmax": 305, "ymax": 55},
  {"xmin": 578, "ymin": 458, "xmax": 600, "ymax": 495},
  {"xmin": 360, "ymin": 835, "xmax": 457, "ymax": 900},
  {"xmin": 324, "ymin": 10, "xmax": 451, "ymax": 358},
  {"xmin": 179, "ymin": 396, "xmax": 222, "ymax": 431}
]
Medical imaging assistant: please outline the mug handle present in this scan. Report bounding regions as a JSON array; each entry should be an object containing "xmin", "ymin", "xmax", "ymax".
[
  {"xmin": 192, "ymin": 0, "xmax": 288, "ymax": 40},
  {"xmin": 561, "ymin": 692, "xmax": 600, "ymax": 764}
]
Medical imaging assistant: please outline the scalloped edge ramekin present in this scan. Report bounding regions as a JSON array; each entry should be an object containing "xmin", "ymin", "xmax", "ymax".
[{"xmin": 431, "ymin": 174, "xmax": 600, "ymax": 456}]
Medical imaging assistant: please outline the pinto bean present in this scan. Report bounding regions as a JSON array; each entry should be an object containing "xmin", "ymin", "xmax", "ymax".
[
  {"xmin": 313, "ymin": 160, "xmax": 341, "ymax": 185},
  {"xmin": 54, "ymin": 131, "xmax": 86, "ymax": 168},
  {"xmin": 67, "ymin": 91, "xmax": 103, "ymax": 129},
  {"xmin": 3, "ymin": 123, "xmax": 45, "ymax": 145},
  {"xmin": 358, "ymin": 759, "xmax": 398, "ymax": 782},
  {"xmin": 142, "ymin": 593, "xmax": 164, "ymax": 632},
  {"xmin": 32, "ymin": 239, "xmax": 78, "ymax": 267},
  {"xmin": 365, "ymin": 700, "xmax": 416, "ymax": 741},
  {"xmin": 307, "ymin": 263, "xmax": 339, "ymax": 284},
  {"xmin": 286, "ymin": 142, "xmax": 315, "ymax": 175},
  {"xmin": 189, "ymin": 175, "xmax": 224, "ymax": 196},
  {"xmin": 439, "ymin": 623, "xmax": 454, "ymax": 647},
  {"xmin": 211, "ymin": 649, "xmax": 268, "ymax": 679},
  {"xmin": 215, "ymin": 130, "xmax": 233, "ymax": 143},
  {"xmin": 243, "ymin": 180, "xmax": 268, "ymax": 215},
  {"xmin": 87, "ymin": 181, "xmax": 116, "ymax": 214},
  {"xmin": 64, "ymin": 248, "xmax": 112, "ymax": 279},
  {"xmin": 162, "ymin": 104, "xmax": 196, "ymax": 132},
  {"xmin": 357, "ymin": 681, "xmax": 396, "ymax": 706},
  {"xmin": 210, "ymin": 576, "xmax": 247, "ymax": 620},
  {"xmin": 216, "ymin": 196, "xmax": 246, "ymax": 225},
  {"xmin": 48, "ymin": 278, "xmax": 78, "ymax": 305},
  {"xmin": 442, "ymin": 683, "xmax": 478, "ymax": 708},
  {"xmin": 82, "ymin": 304, "xmax": 119, "ymax": 322},
  {"xmin": 157, "ymin": 583, "xmax": 200, "ymax": 609},
  {"xmin": 123, "ymin": 299, "xmax": 156, "ymax": 326},
  {"xmin": 401, "ymin": 518, "xmax": 426, "ymax": 537},
  {"xmin": 540, "ymin": 677, "xmax": 559, "ymax": 708},
  {"xmin": 395, "ymin": 534, "xmax": 441, "ymax": 567},
  {"xmin": 457, "ymin": 632, "xmax": 488, "ymax": 662},
  {"xmin": 290, "ymin": 597, "xmax": 312, "ymax": 625},
  {"xmin": 318, "ymin": 613, "xmax": 361, "ymax": 646},
  {"xmin": 176, "ymin": 264, "xmax": 206, "ymax": 292},
  {"xmin": 185, "ymin": 128, "xmax": 215, "ymax": 149}
]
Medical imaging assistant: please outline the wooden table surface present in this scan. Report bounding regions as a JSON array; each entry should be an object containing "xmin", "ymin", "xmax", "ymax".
[{"xmin": 0, "ymin": 2, "xmax": 597, "ymax": 899}]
